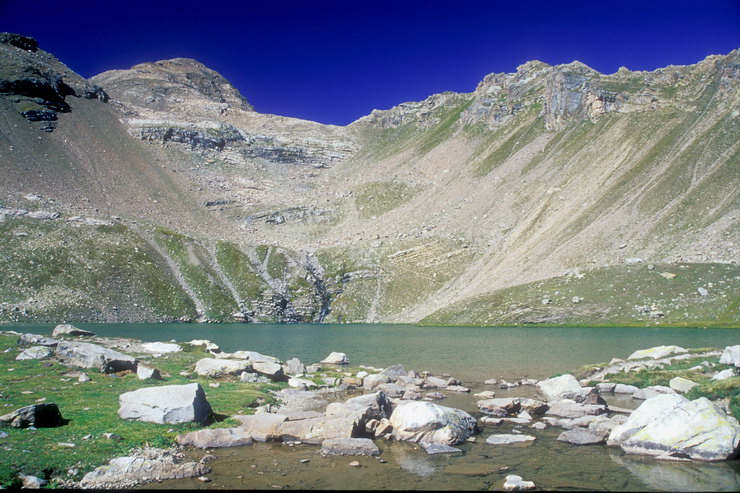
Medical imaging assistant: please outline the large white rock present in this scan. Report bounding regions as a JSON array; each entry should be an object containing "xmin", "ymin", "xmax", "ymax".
[
  {"xmin": 712, "ymin": 369, "xmax": 736, "ymax": 381},
  {"xmin": 194, "ymin": 358, "xmax": 251, "ymax": 377},
  {"xmin": 55, "ymin": 341, "xmax": 137, "ymax": 373},
  {"xmin": 140, "ymin": 342, "xmax": 181, "ymax": 354},
  {"xmin": 719, "ymin": 345, "xmax": 740, "ymax": 368},
  {"xmin": 535, "ymin": 374, "xmax": 582, "ymax": 402},
  {"xmin": 669, "ymin": 376, "xmax": 699, "ymax": 393},
  {"xmin": 16, "ymin": 346, "xmax": 52, "ymax": 360},
  {"xmin": 51, "ymin": 324, "xmax": 95, "ymax": 337},
  {"xmin": 251, "ymin": 362, "xmax": 285, "ymax": 381},
  {"xmin": 607, "ymin": 394, "xmax": 740, "ymax": 461},
  {"xmin": 320, "ymin": 352, "xmax": 349, "ymax": 365},
  {"xmin": 389, "ymin": 401, "xmax": 478, "ymax": 445},
  {"xmin": 628, "ymin": 345, "xmax": 687, "ymax": 360},
  {"xmin": 118, "ymin": 383, "xmax": 213, "ymax": 424}
]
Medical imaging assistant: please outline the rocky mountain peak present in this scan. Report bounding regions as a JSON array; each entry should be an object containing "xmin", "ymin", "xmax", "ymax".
[{"xmin": 91, "ymin": 57, "xmax": 254, "ymax": 117}]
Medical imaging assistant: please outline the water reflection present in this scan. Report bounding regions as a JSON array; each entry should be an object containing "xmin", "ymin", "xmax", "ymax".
[{"xmin": 611, "ymin": 451, "xmax": 740, "ymax": 492}]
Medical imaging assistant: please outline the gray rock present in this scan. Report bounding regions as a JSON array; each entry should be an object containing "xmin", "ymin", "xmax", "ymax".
[
  {"xmin": 18, "ymin": 333, "xmax": 59, "ymax": 347},
  {"xmin": 16, "ymin": 346, "xmax": 52, "ymax": 360},
  {"xmin": 712, "ymin": 369, "xmax": 736, "ymax": 381},
  {"xmin": 477, "ymin": 397, "xmax": 521, "ymax": 415},
  {"xmin": 176, "ymin": 427, "xmax": 253, "ymax": 448},
  {"xmin": 20, "ymin": 475, "xmax": 48, "ymax": 489},
  {"xmin": 51, "ymin": 324, "xmax": 95, "ymax": 337},
  {"xmin": 194, "ymin": 358, "xmax": 251, "ymax": 377},
  {"xmin": 485, "ymin": 434, "xmax": 536, "ymax": 445},
  {"xmin": 0, "ymin": 403, "xmax": 63, "ymax": 428},
  {"xmin": 608, "ymin": 394, "xmax": 740, "ymax": 461},
  {"xmin": 80, "ymin": 449, "xmax": 209, "ymax": 488},
  {"xmin": 136, "ymin": 364, "xmax": 162, "ymax": 380},
  {"xmin": 632, "ymin": 385, "xmax": 676, "ymax": 400},
  {"xmin": 425, "ymin": 392, "xmax": 446, "ymax": 400},
  {"xmin": 252, "ymin": 361, "xmax": 285, "ymax": 381},
  {"xmin": 719, "ymin": 345, "xmax": 740, "ymax": 368},
  {"xmin": 320, "ymin": 352, "xmax": 349, "ymax": 365},
  {"xmin": 545, "ymin": 399, "xmax": 607, "ymax": 418},
  {"xmin": 140, "ymin": 342, "xmax": 182, "ymax": 354},
  {"xmin": 225, "ymin": 350, "xmax": 281, "ymax": 364},
  {"xmin": 363, "ymin": 372, "xmax": 391, "ymax": 390},
  {"xmin": 118, "ymin": 383, "xmax": 213, "ymax": 425},
  {"xmin": 381, "ymin": 364, "xmax": 407, "ymax": 380},
  {"xmin": 518, "ymin": 398, "xmax": 549, "ymax": 415},
  {"xmin": 613, "ymin": 384, "xmax": 639, "ymax": 394},
  {"xmin": 55, "ymin": 341, "xmax": 137, "ymax": 373},
  {"xmin": 232, "ymin": 413, "xmax": 287, "ymax": 442},
  {"xmin": 325, "ymin": 391, "xmax": 393, "ymax": 422},
  {"xmin": 535, "ymin": 374, "xmax": 583, "ymax": 402},
  {"xmin": 557, "ymin": 428, "xmax": 607, "ymax": 445},
  {"xmin": 421, "ymin": 442, "xmax": 463, "ymax": 454},
  {"xmin": 284, "ymin": 357, "xmax": 306, "ymax": 375},
  {"xmin": 390, "ymin": 401, "xmax": 478, "ymax": 445},
  {"xmin": 628, "ymin": 345, "xmax": 687, "ymax": 360},
  {"xmin": 596, "ymin": 383, "xmax": 616, "ymax": 392},
  {"xmin": 422, "ymin": 376, "xmax": 449, "ymax": 389},
  {"xmin": 669, "ymin": 377, "xmax": 699, "ymax": 393},
  {"xmin": 321, "ymin": 437, "xmax": 380, "ymax": 456}
]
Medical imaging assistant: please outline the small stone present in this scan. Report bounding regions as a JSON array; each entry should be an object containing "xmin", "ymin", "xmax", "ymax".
[
  {"xmin": 503, "ymin": 474, "xmax": 535, "ymax": 491},
  {"xmin": 197, "ymin": 476, "xmax": 211, "ymax": 482},
  {"xmin": 349, "ymin": 461, "xmax": 361, "ymax": 467},
  {"xmin": 300, "ymin": 459, "xmax": 310, "ymax": 463}
]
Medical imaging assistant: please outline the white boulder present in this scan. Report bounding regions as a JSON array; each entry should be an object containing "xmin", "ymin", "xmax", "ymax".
[
  {"xmin": 320, "ymin": 352, "xmax": 349, "ymax": 365},
  {"xmin": 118, "ymin": 383, "xmax": 213, "ymax": 424},
  {"xmin": 628, "ymin": 345, "xmax": 687, "ymax": 360},
  {"xmin": 720, "ymin": 345, "xmax": 740, "ymax": 368},
  {"xmin": 389, "ymin": 401, "xmax": 478, "ymax": 445}
]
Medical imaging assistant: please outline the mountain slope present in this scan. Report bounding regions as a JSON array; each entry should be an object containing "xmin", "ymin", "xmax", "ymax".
[{"xmin": 1, "ymin": 33, "xmax": 737, "ymax": 326}]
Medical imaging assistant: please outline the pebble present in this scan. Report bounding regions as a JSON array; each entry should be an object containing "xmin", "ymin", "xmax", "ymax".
[
  {"xmin": 300, "ymin": 459, "xmax": 310, "ymax": 463},
  {"xmin": 349, "ymin": 461, "xmax": 361, "ymax": 467},
  {"xmin": 197, "ymin": 476, "xmax": 211, "ymax": 483}
]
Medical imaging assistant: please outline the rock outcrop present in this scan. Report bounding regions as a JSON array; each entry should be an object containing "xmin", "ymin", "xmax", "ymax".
[{"xmin": 118, "ymin": 383, "xmax": 213, "ymax": 425}]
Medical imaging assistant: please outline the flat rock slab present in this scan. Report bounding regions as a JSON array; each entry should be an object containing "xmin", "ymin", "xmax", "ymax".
[
  {"xmin": 421, "ymin": 442, "xmax": 463, "ymax": 455},
  {"xmin": 321, "ymin": 437, "xmax": 380, "ymax": 456},
  {"xmin": 233, "ymin": 413, "xmax": 288, "ymax": 442},
  {"xmin": 80, "ymin": 450, "xmax": 209, "ymax": 488},
  {"xmin": 320, "ymin": 352, "xmax": 349, "ymax": 364},
  {"xmin": 18, "ymin": 333, "xmax": 59, "ymax": 347},
  {"xmin": 503, "ymin": 474, "xmax": 536, "ymax": 491},
  {"xmin": 486, "ymin": 434, "xmax": 536, "ymax": 445},
  {"xmin": 194, "ymin": 358, "xmax": 251, "ymax": 377},
  {"xmin": 628, "ymin": 345, "xmax": 687, "ymax": 360},
  {"xmin": 546, "ymin": 400, "xmax": 607, "ymax": 418},
  {"xmin": 557, "ymin": 428, "xmax": 606, "ymax": 445},
  {"xmin": 140, "ymin": 342, "xmax": 182, "ymax": 354},
  {"xmin": 176, "ymin": 427, "xmax": 253, "ymax": 448},
  {"xmin": 118, "ymin": 383, "xmax": 213, "ymax": 425}
]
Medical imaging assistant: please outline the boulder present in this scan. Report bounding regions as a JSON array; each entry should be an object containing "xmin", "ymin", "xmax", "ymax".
[
  {"xmin": 279, "ymin": 414, "xmax": 361, "ymax": 444},
  {"xmin": 0, "ymin": 403, "xmax": 63, "ymax": 428},
  {"xmin": 189, "ymin": 340, "xmax": 221, "ymax": 353},
  {"xmin": 518, "ymin": 398, "xmax": 549, "ymax": 415},
  {"xmin": 535, "ymin": 374, "xmax": 583, "ymax": 402},
  {"xmin": 55, "ymin": 341, "xmax": 137, "ymax": 373},
  {"xmin": 251, "ymin": 362, "xmax": 285, "ymax": 381},
  {"xmin": 232, "ymin": 413, "xmax": 287, "ymax": 442},
  {"xmin": 628, "ymin": 345, "xmax": 687, "ymax": 360},
  {"xmin": 18, "ymin": 333, "xmax": 59, "ymax": 347},
  {"xmin": 224, "ymin": 351, "xmax": 281, "ymax": 364},
  {"xmin": 422, "ymin": 376, "xmax": 449, "ymax": 389},
  {"xmin": 284, "ymin": 358, "xmax": 305, "ymax": 375},
  {"xmin": 477, "ymin": 398, "xmax": 521, "ymax": 416},
  {"xmin": 503, "ymin": 475, "xmax": 536, "ymax": 491},
  {"xmin": 136, "ymin": 364, "xmax": 162, "ymax": 380},
  {"xmin": 51, "ymin": 324, "xmax": 95, "ymax": 337},
  {"xmin": 719, "ymin": 345, "xmax": 740, "ymax": 368},
  {"xmin": 321, "ymin": 437, "xmax": 380, "ymax": 456},
  {"xmin": 712, "ymin": 369, "xmax": 736, "ymax": 381},
  {"xmin": 287, "ymin": 377, "xmax": 317, "ymax": 389},
  {"xmin": 176, "ymin": 427, "xmax": 253, "ymax": 448},
  {"xmin": 325, "ymin": 391, "xmax": 393, "ymax": 422},
  {"xmin": 389, "ymin": 401, "xmax": 478, "ymax": 445},
  {"xmin": 607, "ymin": 394, "xmax": 740, "ymax": 461},
  {"xmin": 363, "ymin": 373, "xmax": 392, "ymax": 390},
  {"xmin": 632, "ymin": 385, "xmax": 676, "ymax": 400},
  {"xmin": 485, "ymin": 434, "xmax": 536, "ymax": 445},
  {"xmin": 80, "ymin": 449, "xmax": 209, "ymax": 488},
  {"xmin": 194, "ymin": 358, "xmax": 251, "ymax": 377},
  {"xmin": 118, "ymin": 383, "xmax": 213, "ymax": 425},
  {"xmin": 557, "ymin": 428, "xmax": 607, "ymax": 445},
  {"xmin": 16, "ymin": 346, "xmax": 52, "ymax": 360},
  {"xmin": 140, "ymin": 342, "xmax": 182, "ymax": 354},
  {"xmin": 545, "ymin": 399, "xmax": 608, "ymax": 419},
  {"xmin": 381, "ymin": 364, "xmax": 407, "ymax": 380},
  {"xmin": 320, "ymin": 352, "xmax": 349, "ymax": 365},
  {"xmin": 613, "ymin": 384, "xmax": 639, "ymax": 394},
  {"xmin": 669, "ymin": 377, "xmax": 699, "ymax": 393}
]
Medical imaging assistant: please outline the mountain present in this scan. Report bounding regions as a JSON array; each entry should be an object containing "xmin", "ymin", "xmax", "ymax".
[{"xmin": 1, "ymin": 33, "xmax": 737, "ymax": 327}]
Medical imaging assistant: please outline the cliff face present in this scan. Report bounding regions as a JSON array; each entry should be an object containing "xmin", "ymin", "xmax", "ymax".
[{"xmin": 1, "ymin": 33, "xmax": 737, "ymax": 327}]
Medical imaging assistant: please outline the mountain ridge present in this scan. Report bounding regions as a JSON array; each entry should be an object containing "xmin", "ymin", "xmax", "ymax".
[{"xmin": 1, "ymin": 33, "xmax": 737, "ymax": 326}]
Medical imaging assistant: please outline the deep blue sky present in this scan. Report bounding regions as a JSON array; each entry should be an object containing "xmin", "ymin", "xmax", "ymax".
[{"xmin": 1, "ymin": 0, "xmax": 738, "ymax": 125}]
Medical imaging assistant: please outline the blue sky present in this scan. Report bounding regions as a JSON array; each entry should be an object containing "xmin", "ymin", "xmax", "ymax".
[{"xmin": 1, "ymin": 0, "xmax": 738, "ymax": 125}]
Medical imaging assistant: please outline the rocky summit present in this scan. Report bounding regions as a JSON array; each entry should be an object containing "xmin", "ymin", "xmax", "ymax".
[{"xmin": 0, "ymin": 33, "xmax": 737, "ymax": 326}]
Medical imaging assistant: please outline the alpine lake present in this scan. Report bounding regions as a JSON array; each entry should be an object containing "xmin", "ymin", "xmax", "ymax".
[{"xmin": 10, "ymin": 323, "xmax": 740, "ymax": 491}]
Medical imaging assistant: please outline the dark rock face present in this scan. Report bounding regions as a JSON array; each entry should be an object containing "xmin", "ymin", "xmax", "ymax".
[
  {"xmin": 0, "ymin": 32, "xmax": 108, "ymax": 131},
  {"xmin": 0, "ymin": 403, "xmax": 63, "ymax": 428}
]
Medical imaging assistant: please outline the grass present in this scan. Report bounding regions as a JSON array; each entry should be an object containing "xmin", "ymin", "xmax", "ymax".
[
  {"xmin": 0, "ymin": 334, "xmax": 282, "ymax": 486},
  {"xmin": 578, "ymin": 351, "xmax": 740, "ymax": 420},
  {"xmin": 422, "ymin": 262, "xmax": 740, "ymax": 327}
]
